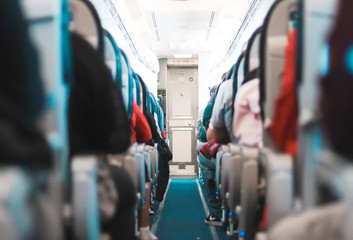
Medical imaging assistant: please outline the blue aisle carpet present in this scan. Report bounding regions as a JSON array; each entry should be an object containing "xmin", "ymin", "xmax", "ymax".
[{"xmin": 155, "ymin": 179, "xmax": 214, "ymax": 240}]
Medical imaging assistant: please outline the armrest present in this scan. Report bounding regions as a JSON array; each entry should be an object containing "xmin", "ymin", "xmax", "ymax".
[
  {"xmin": 72, "ymin": 155, "xmax": 100, "ymax": 240},
  {"xmin": 238, "ymin": 147, "xmax": 259, "ymax": 240},
  {"xmin": 260, "ymin": 148, "xmax": 294, "ymax": 228}
]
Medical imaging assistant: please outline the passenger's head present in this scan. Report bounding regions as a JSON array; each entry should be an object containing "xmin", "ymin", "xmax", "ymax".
[
  {"xmin": 221, "ymin": 72, "xmax": 228, "ymax": 81},
  {"xmin": 210, "ymin": 85, "xmax": 218, "ymax": 97}
]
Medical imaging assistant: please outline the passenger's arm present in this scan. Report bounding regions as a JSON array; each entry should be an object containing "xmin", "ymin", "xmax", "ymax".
[
  {"xmin": 207, "ymin": 124, "xmax": 230, "ymax": 144},
  {"xmin": 213, "ymin": 126, "xmax": 230, "ymax": 144},
  {"xmin": 206, "ymin": 126, "xmax": 215, "ymax": 142}
]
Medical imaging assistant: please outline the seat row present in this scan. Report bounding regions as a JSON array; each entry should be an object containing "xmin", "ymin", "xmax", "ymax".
[
  {"xmin": 0, "ymin": 0, "xmax": 167, "ymax": 239},
  {"xmin": 202, "ymin": 0, "xmax": 353, "ymax": 239}
]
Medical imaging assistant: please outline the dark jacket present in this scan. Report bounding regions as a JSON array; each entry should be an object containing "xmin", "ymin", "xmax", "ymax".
[
  {"xmin": 0, "ymin": 0, "xmax": 52, "ymax": 170},
  {"xmin": 69, "ymin": 33, "xmax": 131, "ymax": 156}
]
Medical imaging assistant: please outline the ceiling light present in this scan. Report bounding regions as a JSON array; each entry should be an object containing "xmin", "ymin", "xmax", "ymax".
[{"xmin": 174, "ymin": 54, "xmax": 193, "ymax": 58}]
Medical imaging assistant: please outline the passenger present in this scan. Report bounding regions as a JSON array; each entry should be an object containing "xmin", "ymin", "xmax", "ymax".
[
  {"xmin": 69, "ymin": 32, "xmax": 135, "ymax": 240},
  {"xmin": 0, "ymin": 0, "xmax": 52, "ymax": 170},
  {"xmin": 207, "ymin": 79, "xmax": 236, "ymax": 144},
  {"xmin": 195, "ymin": 107, "xmax": 205, "ymax": 142},
  {"xmin": 232, "ymin": 78, "xmax": 263, "ymax": 148},
  {"xmin": 197, "ymin": 85, "xmax": 223, "ymax": 226},
  {"xmin": 139, "ymin": 77, "xmax": 172, "ymax": 202}
]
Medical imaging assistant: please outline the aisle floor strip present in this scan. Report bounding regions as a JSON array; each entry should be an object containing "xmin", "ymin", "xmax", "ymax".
[
  {"xmin": 151, "ymin": 179, "xmax": 171, "ymax": 234},
  {"xmin": 196, "ymin": 178, "xmax": 219, "ymax": 240}
]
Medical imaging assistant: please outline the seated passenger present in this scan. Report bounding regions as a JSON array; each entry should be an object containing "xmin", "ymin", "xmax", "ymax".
[
  {"xmin": 0, "ymin": 0, "xmax": 52, "ymax": 170},
  {"xmin": 69, "ymin": 33, "xmax": 135, "ymax": 240},
  {"xmin": 139, "ymin": 78, "xmax": 172, "ymax": 202},
  {"xmin": 197, "ymin": 85, "xmax": 223, "ymax": 226},
  {"xmin": 195, "ymin": 107, "xmax": 206, "ymax": 142},
  {"xmin": 207, "ymin": 79, "xmax": 236, "ymax": 144},
  {"xmin": 232, "ymin": 78, "xmax": 263, "ymax": 148}
]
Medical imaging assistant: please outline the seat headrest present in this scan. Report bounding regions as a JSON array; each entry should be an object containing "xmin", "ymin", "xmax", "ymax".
[
  {"xmin": 244, "ymin": 27, "xmax": 263, "ymax": 77},
  {"xmin": 70, "ymin": 0, "xmax": 104, "ymax": 55},
  {"xmin": 103, "ymin": 30, "xmax": 119, "ymax": 82}
]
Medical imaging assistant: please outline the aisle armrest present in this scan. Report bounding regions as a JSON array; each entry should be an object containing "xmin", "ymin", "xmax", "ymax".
[
  {"xmin": 0, "ymin": 168, "xmax": 31, "ymax": 240},
  {"xmin": 238, "ymin": 147, "xmax": 259, "ymax": 240},
  {"xmin": 260, "ymin": 148, "xmax": 294, "ymax": 228},
  {"xmin": 227, "ymin": 144, "xmax": 242, "ymax": 213},
  {"xmin": 72, "ymin": 155, "xmax": 100, "ymax": 240}
]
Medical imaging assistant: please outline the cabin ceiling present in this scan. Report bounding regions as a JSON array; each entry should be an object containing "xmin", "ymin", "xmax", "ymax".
[{"xmin": 122, "ymin": 0, "xmax": 245, "ymax": 58}]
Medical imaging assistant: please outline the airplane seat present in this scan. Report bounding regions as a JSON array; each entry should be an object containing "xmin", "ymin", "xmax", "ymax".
[
  {"xmin": 225, "ymin": 144, "xmax": 242, "ymax": 230},
  {"xmin": 216, "ymin": 146, "xmax": 228, "ymax": 219},
  {"xmin": 266, "ymin": 0, "xmax": 349, "ymax": 239},
  {"xmin": 146, "ymin": 144, "xmax": 159, "ymax": 185},
  {"xmin": 118, "ymin": 52, "xmax": 148, "ymax": 209},
  {"xmin": 70, "ymin": 0, "xmax": 103, "ymax": 54},
  {"xmin": 256, "ymin": 0, "xmax": 298, "ymax": 232},
  {"xmin": 262, "ymin": 0, "xmax": 341, "ymax": 239},
  {"xmin": 119, "ymin": 50, "xmax": 134, "ymax": 119},
  {"xmin": 228, "ymin": 27, "xmax": 263, "ymax": 240},
  {"xmin": 134, "ymin": 144, "xmax": 147, "ymax": 209},
  {"xmin": 214, "ymin": 52, "xmax": 245, "ymax": 230},
  {"xmin": 16, "ymin": 0, "xmax": 69, "ymax": 239},
  {"xmin": 143, "ymin": 145, "xmax": 152, "ymax": 183},
  {"xmin": 237, "ymin": 147, "xmax": 260, "ymax": 240},
  {"xmin": 232, "ymin": 52, "xmax": 245, "ymax": 104},
  {"xmin": 0, "ymin": 168, "xmax": 63, "ymax": 240},
  {"xmin": 267, "ymin": 202, "xmax": 344, "ymax": 240},
  {"xmin": 102, "ymin": 30, "xmax": 119, "ymax": 83},
  {"xmin": 69, "ymin": 2, "xmax": 106, "ymax": 239},
  {"xmin": 132, "ymin": 72, "xmax": 142, "ymax": 107},
  {"xmin": 0, "ymin": 168, "xmax": 33, "ymax": 240},
  {"xmin": 71, "ymin": 156, "xmax": 100, "ymax": 240},
  {"xmin": 216, "ymin": 52, "xmax": 244, "ymax": 209},
  {"xmin": 102, "ymin": 31, "xmax": 148, "ymax": 200},
  {"xmin": 298, "ymin": 0, "xmax": 338, "ymax": 210},
  {"xmin": 264, "ymin": 153, "xmax": 349, "ymax": 240},
  {"xmin": 69, "ymin": 1, "xmax": 135, "ymax": 239},
  {"xmin": 102, "ymin": 36, "xmax": 146, "ymax": 205}
]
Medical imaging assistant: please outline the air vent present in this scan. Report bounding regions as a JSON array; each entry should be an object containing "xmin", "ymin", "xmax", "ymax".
[
  {"xmin": 151, "ymin": 12, "xmax": 160, "ymax": 41},
  {"xmin": 206, "ymin": 11, "xmax": 215, "ymax": 40}
]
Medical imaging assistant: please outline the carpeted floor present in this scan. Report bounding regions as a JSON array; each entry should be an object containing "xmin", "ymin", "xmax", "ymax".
[
  {"xmin": 154, "ymin": 179, "xmax": 214, "ymax": 240},
  {"xmin": 151, "ymin": 178, "xmax": 229, "ymax": 240}
]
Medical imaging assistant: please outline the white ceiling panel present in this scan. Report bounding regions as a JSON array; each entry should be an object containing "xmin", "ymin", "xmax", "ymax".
[
  {"xmin": 121, "ymin": 0, "xmax": 246, "ymax": 58},
  {"xmin": 154, "ymin": 11, "xmax": 213, "ymax": 30},
  {"xmin": 159, "ymin": 28, "xmax": 207, "ymax": 42}
]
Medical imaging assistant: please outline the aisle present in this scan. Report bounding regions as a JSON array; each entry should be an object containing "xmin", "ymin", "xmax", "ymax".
[{"xmin": 153, "ymin": 179, "xmax": 217, "ymax": 240}]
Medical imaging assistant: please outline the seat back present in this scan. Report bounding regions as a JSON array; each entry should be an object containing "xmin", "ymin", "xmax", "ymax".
[
  {"xmin": 135, "ymin": 144, "xmax": 147, "ymax": 208},
  {"xmin": 72, "ymin": 156, "xmax": 100, "ymax": 240},
  {"xmin": 238, "ymin": 147, "xmax": 260, "ymax": 240},
  {"xmin": 298, "ymin": 0, "xmax": 337, "ymax": 209},
  {"xmin": 0, "ymin": 168, "xmax": 32, "ymax": 240},
  {"xmin": 70, "ymin": 0, "xmax": 103, "ymax": 54},
  {"xmin": 256, "ymin": 0, "xmax": 298, "ymax": 229},
  {"xmin": 103, "ymin": 30, "xmax": 120, "ymax": 83},
  {"xmin": 132, "ymin": 72, "xmax": 142, "ymax": 107},
  {"xmin": 236, "ymin": 54, "xmax": 246, "ymax": 89},
  {"xmin": 259, "ymin": 0, "xmax": 298, "ymax": 128},
  {"xmin": 244, "ymin": 27, "xmax": 262, "ymax": 78},
  {"xmin": 267, "ymin": 202, "xmax": 344, "ymax": 240},
  {"xmin": 119, "ymin": 51, "xmax": 134, "ymax": 119},
  {"xmin": 21, "ymin": 0, "xmax": 68, "ymax": 239}
]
